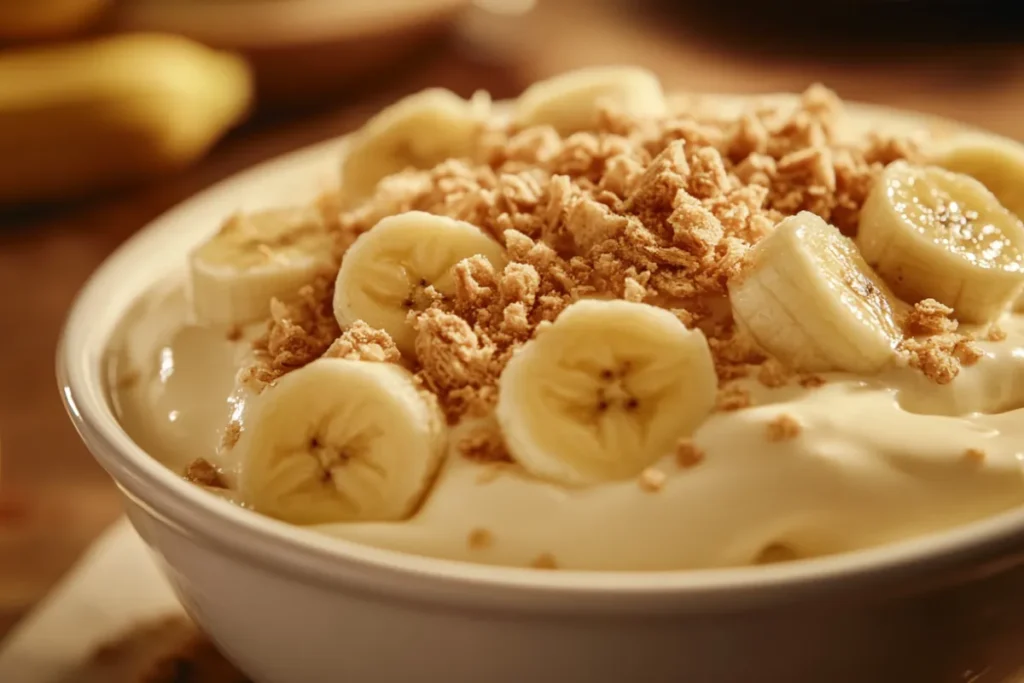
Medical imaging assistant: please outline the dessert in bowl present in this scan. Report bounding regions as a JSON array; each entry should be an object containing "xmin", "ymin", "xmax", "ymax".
[{"xmin": 60, "ymin": 67, "xmax": 1024, "ymax": 682}]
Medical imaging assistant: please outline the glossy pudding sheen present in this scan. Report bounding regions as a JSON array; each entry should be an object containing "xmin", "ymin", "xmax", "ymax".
[{"xmin": 108, "ymin": 68, "xmax": 1024, "ymax": 571}]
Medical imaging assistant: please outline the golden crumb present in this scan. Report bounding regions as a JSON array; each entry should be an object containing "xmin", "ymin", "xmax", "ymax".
[
  {"xmin": 716, "ymin": 384, "xmax": 752, "ymax": 411},
  {"xmin": 323, "ymin": 320, "xmax": 401, "ymax": 364},
  {"xmin": 757, "ymin": 357, "xmax": 790, "ymax": 388},
  {"xmin": 903, "ymin": 299, "xmax": 957, "ymax": 336},
  {"xmin": 220, "ymin": 420, "xmax": 242, "ymax": 451},
  {"xmin": 675, "ymin": 438, "xmax": 705, "ymax": 468},
  {"xmin": 956, "ymin": 339, "xmax": 984, "ymax": 367},
  {"xmin": 766, "ymin": 414, "xmax": 802, "ymax": 441},
  {"xmin": 897, "ymin": 299, "xmax": 981, "ymax": 384},
  {"xmin": 183, "ymin": 459, "xmax": 225, "ymax": 488},
  {"xmin": 239, "ymin": 276, "xmax": 340, "ymax": 391},
  {"xmin": 225, "ymin": 325, "xmax": 243, "ymax": 342},
  {"xmin": 458, "ymin": 425, "xmax": 511, "ymax": 462},
  {"xmin": 798, "ymin": 374, "xmax": 826, "ymax": 388},
  {"xmin": 964, "ymin": 447, "xmax": 986, "ymax": 464},
  {"xmin": 467, "ymin": 528, "xmax": 494, "ymax": 550},
  {"xmin": 899, "ymin": 334, "xmax": 981, "ymax": 385},
  {"xmin": 530, "ymin": 552, "xmax": 559, "ymax": 570},
  {"xmin": 985, "ymin": 325, "xmax": 1008, "ymax": 342},
  {"xmin": 709, "ymin": 329, "xmax": 769, "ymax": 383},
  {"xmin": 638, "ymin": 467, "xmax": 667, "ymax": 492}
]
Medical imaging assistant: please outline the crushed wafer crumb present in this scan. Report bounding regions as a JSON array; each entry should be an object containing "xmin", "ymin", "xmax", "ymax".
[
  {"xmin": 897, "ymin": 299, "xmax": 980, "ymax": 384},
  {"xmin": 239, "ymin": 276, "xmax": 341, "ymax": 392},
  {"xmin": 467, "ymin": 527, "xmax": 494, "ymax": 550},
  {"xmin": 638, "ymin": 467, "xmax": 667, "ymax": 492},
  {"xmin": 220, "ymin": 420, "xmax": 241, "ymax": 451},
  {"xmin": 323, "ymin": 320, "xmax": 401, "ymax": 364},
  {"xmin": 530, "ymin": 552, "xmax": 559, "ymax": 569},
  {"xmin": 899, "ymin": 334, "xmax": 981, "ymax": 385},
  {"xmin": 757, "ymin": 358, "xmax": 790, "ymax": 388},
  {"xmin": 798, "ymin": 374, "xmax": 826, "ymax": 388},
  {"xmin": 986, "ymin": 325, "xmax": 1007, "ymax": 342},
  {"xmin": 766, "ymin": 414, "xmax": 802, "ymax": 441},
  {"xmin": 964, "ymin": 448, "xmax": 986, "ymax": 464},
  {"xmin": 184, "ymin": 459, "xmax": 225, "ymax": 488},
  {"xmin": 716, "ymin": 384, "xmax": 752, "ymax": 411},
  {"xmin": 226, "ymin": 325, "xmax": 243, "ymax": 342},
  {"xmin": 458, "ymin": 425, "xmax": 511, "ymax": 462},
  {"xmin": 903, "ymin": 299, "xmax": 957, "ymax": 336},
  {"xmin": 676, "ymin": 438, "xmax": 705, "ymax": 468}
]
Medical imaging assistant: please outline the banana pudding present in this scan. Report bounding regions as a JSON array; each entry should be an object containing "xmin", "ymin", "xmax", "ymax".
[{"xmin": 109, "ymin": 67, "xmax": 1024, "ymax": 571}]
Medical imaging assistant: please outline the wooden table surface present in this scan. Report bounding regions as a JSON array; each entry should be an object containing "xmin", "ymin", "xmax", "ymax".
[{"xmin": 2, "ymin": 0, "xmax": 1024, "ymax": 646}]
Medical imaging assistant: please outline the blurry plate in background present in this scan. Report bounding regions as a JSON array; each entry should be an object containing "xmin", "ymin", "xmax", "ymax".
[{"xmin": 108, "ymin": 0, "xmax": 473, "ymax": 104}]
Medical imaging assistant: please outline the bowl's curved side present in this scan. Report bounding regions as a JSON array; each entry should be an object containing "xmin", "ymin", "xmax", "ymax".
[
  {"xmin": 114, "ymin": 487, "xmax": 1024, "ymax": 683},
  {"xmin": 57, "ymin": 97, "xmax": 1024, "ymax": 616}
]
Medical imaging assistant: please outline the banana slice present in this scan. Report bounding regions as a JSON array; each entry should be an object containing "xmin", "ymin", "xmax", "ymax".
[
  {"xmin": 926, "ymin": 135, "xmax": 1024, "ymax": 313},
  {"xmin": 513, "ymin": 66, "xmax": 666, "ymax": 135},
  {"xmin": 926, "ymin": 133, "xmax": 1024, "ymax": 221},
  {"xmin": 237, "ymin": 358, "xmax": 447, "ymax": 525},
  {"xmin": 857, "ymin": 161, "xmax": 1024, "ymax": 324},
  {"xmin": 189, "ymin": 206, "xmax": 333, "ymax": 327},
  {"xmin": 496, "ymin": 299, "xmax": 716, "ymax": 487},
  {"xmin": 729, "ymin": 211, "xmax": 902, "ymax": 374},
  {"xmin": 333, "ymin": 211, "xmax": 506, "ymax": 354},
  {"xmin": 340, "ymin": 88, "xmax": 490, "ymax": 202}
]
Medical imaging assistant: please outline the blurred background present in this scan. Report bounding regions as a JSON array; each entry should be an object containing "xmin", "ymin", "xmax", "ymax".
[{"xmin": 0, "ymin": 0, "xmax": 1022, "ymax": 643}]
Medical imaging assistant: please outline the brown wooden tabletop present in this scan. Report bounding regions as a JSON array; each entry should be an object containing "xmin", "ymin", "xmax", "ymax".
[{"xmin": 2, "ymin": 0, "xmax": 1024, "ymax": 647}]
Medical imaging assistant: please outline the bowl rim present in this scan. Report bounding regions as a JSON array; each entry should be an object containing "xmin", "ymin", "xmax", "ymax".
[{"xmin": 57, "ymin": 95, "xmax": 1024, "ymax": 615}]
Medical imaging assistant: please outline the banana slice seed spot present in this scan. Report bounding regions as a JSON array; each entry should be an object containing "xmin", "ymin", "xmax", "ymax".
[
  {"xmin": 309, "ymin": 436, "xmax": 351, "ymax": 483},
  {"xmin": 404, "ymin": 276, "xmax": 436, "ymax": 312}
]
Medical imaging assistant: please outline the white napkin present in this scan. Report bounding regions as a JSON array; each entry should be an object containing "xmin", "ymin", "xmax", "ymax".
[{"xmin": 0, "ymin": 518, "xmax": 182, "ymax": 683}]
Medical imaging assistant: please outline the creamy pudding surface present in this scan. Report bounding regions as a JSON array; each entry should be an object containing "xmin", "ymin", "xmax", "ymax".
[{"xmin": 109, "ymin": 68, "xmax": 1024, "ymax": 571}]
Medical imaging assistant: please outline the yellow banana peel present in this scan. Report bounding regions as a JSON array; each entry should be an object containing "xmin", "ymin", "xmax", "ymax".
[{"xmin": 0, "ymin": 33, "xmax": 254, "ymax": 206}]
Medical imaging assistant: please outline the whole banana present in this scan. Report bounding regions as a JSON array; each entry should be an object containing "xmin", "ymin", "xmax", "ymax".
[{"xmin": 0, "ymin": 33, "xmax": 253, "ymax": 206}]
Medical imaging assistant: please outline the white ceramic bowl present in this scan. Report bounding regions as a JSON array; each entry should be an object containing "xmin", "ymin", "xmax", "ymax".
[{"xmin": 58, "ymin": 100, "xmax": 1024, "ymax": 683}]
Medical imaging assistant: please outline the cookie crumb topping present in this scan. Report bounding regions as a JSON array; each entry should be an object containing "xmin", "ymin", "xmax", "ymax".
[
  {"xmin": 638, "ymin": 467, "xmax": 667, "ymax": 492},
  {"xmin": 964, "ymin": 447, "xmax": 986, "ymax": 465},
  {"xmin": 236, "ymin": 86, "xmax": 928, "ymax": 425},
  {"xmin": 530, "ymin": 552, "xmax": 559, "ymax": 569},
  {"xmin": 766, "ymin": 414, "xmax": 802, "ymax": 442},
  {"xmin": 467, "ymin": 527, "xmax": 494, "ymax": 550},
  {"xmin": 183, "ymin": 459, "xmax": 225, "ymax": 488},
  {"xmin": 675, "ymin": 438, "xmax": 705, "ymax": 468}
]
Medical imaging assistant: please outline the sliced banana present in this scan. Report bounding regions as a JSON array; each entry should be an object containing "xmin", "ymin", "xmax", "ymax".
[
  {"xmin": 857, "ymin": 161, "xmax": 1024, "ymax": 323},
  {"xmin": 926, "ymin": 133, "xmax": 1024, "ymax": 221},
  {"xmin": 333, "ymin": 211, "xmax": 506, "ymax": 354},
  {"xmin": 340, "ymin": 88, "xmax": 490, "ymax": 202},
  {"xmin": 925, "ymin": 135, "xmax": 1024, "ymax": 313},
  {"xmin": 189, "ymin": 206, "xmax": 333, "ymax": 327},
  {"xmin": 237, "ymin": 358, "xmax": 447, "ymax": 525},
  {"xmin": 513, "ymin": 66, "xmax": 666, "ymax": 135},
  {"xmin": 729, "ymin": 211, "xmax": 902, "ymax": 374},
  {"xmin": 496, "ymin": 299, "xmax": 716, "ymax": 487}
]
